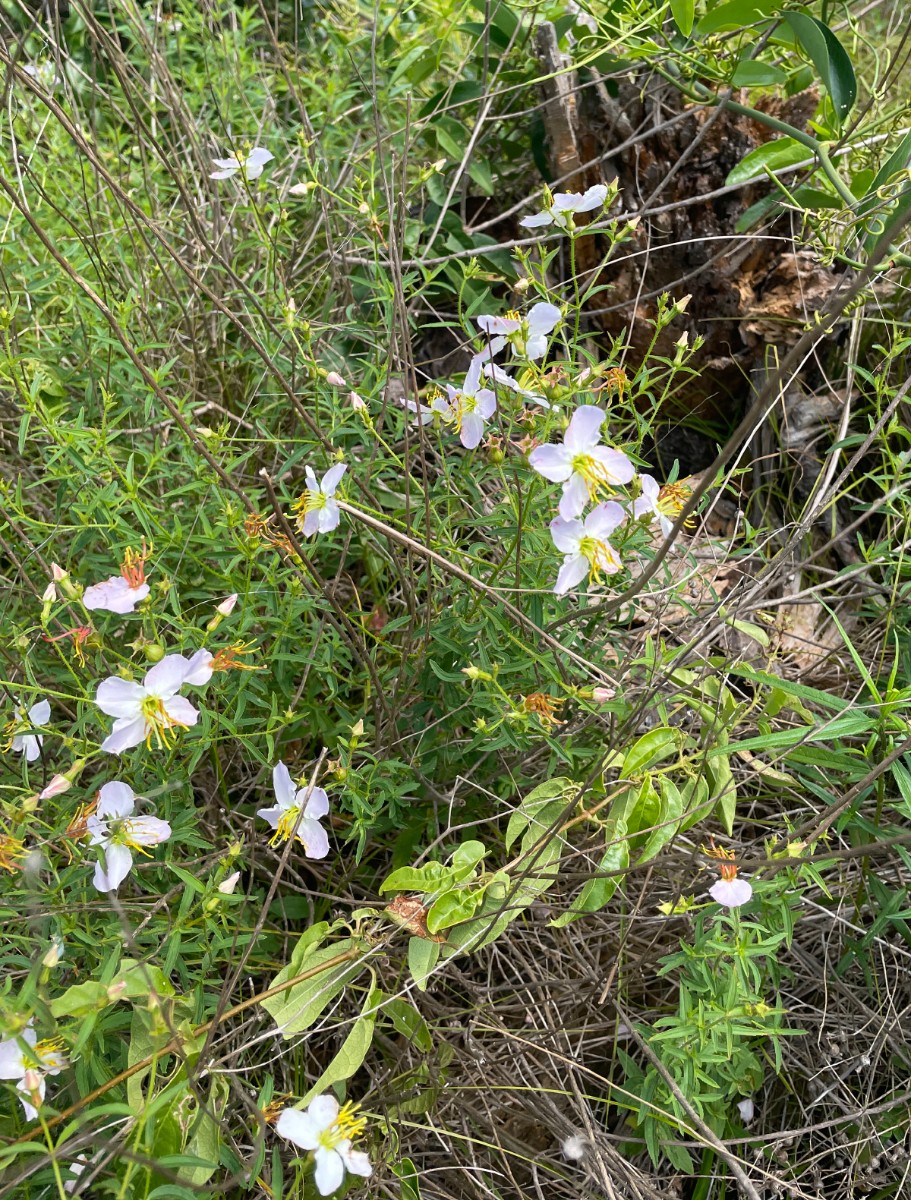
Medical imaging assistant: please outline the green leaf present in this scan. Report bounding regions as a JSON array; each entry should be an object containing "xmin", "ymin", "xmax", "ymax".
[
  {"xmin": 426, "ymin": 888, "xmax": 483, "ymax": 934},
  {"xmin": 670, "ymin": 0, "xmax": 695, "ymax": 36},
  {"xmin": 380, "ymin": 862, "xmax": 454, "ymax": 894},
  {"xmin": 49, "ymin": 980, "xmax": 113, "ymax": 1019},
  {"xmin": 383, "ymin": 998, "xmax": 433, "ymax": 1052},
  {"xmin": 697, "ymin": 0, "xmax": 778, "ymax": 34},
  {"xmin": 782, "ymin": 12, "xmax": 856, "ymax": 123},
  {"xmin": 505, "ymin": 778, "xmax": 575, "ymax": 850},
  {"xmin": 301, "ymin": 984, "xmax": 382, "ymax": 1105},
  {"xmin": 623, "ymin": 727, "xmax": 679, "ymax": 776},
  {"xmin": 260, "ymin": 939, "xmax": 364, "ymax": 1035},
  {"xmin": 725, "ymin": 137, "xmax": 810, "ymax": 186},
  {"xmin": 408, "ymin": 937, "xmax": 440, "ymax": 992},
  {"xmin": 731, "ymin": 59, "xmax": 786, "ymax": 86},
  {"xmin": 551, "ymin": 816, "xmax": 629, "ymax": 926},
  {"xmin": 451, "ymin": 840, "xmax": 486, "ymax": 880},
  {"xmin": 113, "ymin": 959, "xmax": 175, "ymax": 1001},
  {"xmin": 710, "ymin": 742, "xmax": 737, "ymax": 836},
  {"xmin": 866, "ymin": 131, "xmax": 911, "ymax": 198},
  {"xmin": 638, "ymin": 777, "xmax": 685, "ymax": 865}
]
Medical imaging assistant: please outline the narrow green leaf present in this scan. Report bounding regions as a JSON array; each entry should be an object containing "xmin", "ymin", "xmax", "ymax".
[{"xmin": 301, "ymin": 984, "xmax": 382, "ymax": 1104}]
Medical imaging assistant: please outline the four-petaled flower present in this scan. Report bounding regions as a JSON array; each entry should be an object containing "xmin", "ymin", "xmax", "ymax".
[
  {"xmin": 10, "ymin": 699, "xmax": 51, "ymax": 763},
  {"xmin": 276, "ymin": 1094, "xmax": 372, "ymax": 1196},
  {"xmin": 210, "ymin": 146, "xmax": 274, "ymax": 181},
  {"xmin": 257, "ymin": 762, "xmax": 330, "ymax": 858},
  {"xmin": 292, "ymin": 464, "xmax": 347, "ymax": 537},
  {"xmin": 95, "ymin": 654, "xmax": 208, "ymax": 754},
  {"xmin": 87, "ymin": 781, "xmax": 171, "ymax": 892},
  {"xmin": 431, "ymin": 356, "xmax": 497, "ymax": 449},
  {"xmin": 519, "ymin": 184, "xmax": 609, "ymax": 231},
  {"xmin": 477, "ymin": 302, "xmax": 561, "ymax": 361},
  {"xmin": 83, "ymin": 545, "xmax": 150, "ymax": 614},
  {"xmin": 550, "ymin": 502, "xmax": 625, "ymax": 595},
  {"xmin": 529, "ymin": 406, "xmax": 634, "ymax": 519},
  {"xmin": 0, "ymin": 1022, "xmax": 67, "ymax": 1120}
]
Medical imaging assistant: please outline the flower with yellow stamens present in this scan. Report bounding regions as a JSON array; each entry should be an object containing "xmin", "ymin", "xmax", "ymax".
[
  {"xmin": 0, "ymin": 1022, "xmax": 67, "ymax": 1120},
  {"xmin": 291, "ymin": 463, "xmax": 347, "ymax": 537},
  {"xmin": 95, "ymin": 654, "xmax": 206, "ymax": 754},
  {"xmin": 529, "ymin": 405, "xmax": 634, "ymax": 519},
  {"xmin": 86, "ymin": 781, "xmax": 171, "ymax": 892},
  {"xmin": 276, "ymin": 1093, "xmax": 372, "ymax": 1196},
  {"xmin": 257, "ymin": 762, "xmax": 330, "ymax": 859},
  {"xmin": 550, "ymin": 502, "xmax": 625, "ymax": 595},
  {"xmin": 431, "ymin": 356, "xmax": 497, "ymax": 449},
  {"xmin": 83, "ymin": 543, "xmax": 151, "ymax": 614}
]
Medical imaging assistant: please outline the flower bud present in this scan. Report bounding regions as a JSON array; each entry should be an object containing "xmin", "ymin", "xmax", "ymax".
[
  {"xmin": 39, "ymin": 774, "xmax": 71, "ymax": 800},
  {"xmin": 325, "ymin": 371, "xmax": 346, "ymax": 388},
  {"xmin": 42, "ymin": 938, "xmax": 64, "ymax": 968},
  {"xmin": 592, "ymin": 686, "xmax": 615, "ymax": 703},
  {"xmin": 143, "ymin": 643, "xmax": 165, "ymax": 663},
  {"xmin": 674, "ymin": 293, "xmax": 691, "ymax": 314},
  {"xmin": 462, "ymin": 665, "xmax": 493, "ymax": 682},
  {"xmin": 217, "ymin": 870, "xmax": 241, "ymax": 895},
  {"xmin": 51, "ymin": 565, "xmax": 81, "ymax": 600},
  {"xmin": 349, "ymin": 391, "xmax": 367, "ymax": 412}
]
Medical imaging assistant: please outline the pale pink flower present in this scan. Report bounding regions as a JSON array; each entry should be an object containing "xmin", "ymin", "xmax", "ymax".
[
  {"xmin": 95, "ymin": 654, "xmax": 208, "ymax": 754},
  {"xmin": 210, "ymin": 146, "xmax": 273, "ymax": 180},
  {"xmin": 11, "ymin": 699, "xmax": 51, "ymax": 763},
  {"xmin": 293, "ymin": 464, "xmax": 346, "ymax": 537},
  {"xmin": 0, "ymin": 1022, "xmax": 66, "ymax": 1120},
  {"xmin": 83, "ymin": 546, "xmax": 150, "ymax": 615},
  {"xmin": 431, "ymin": 356, "xmax": 497, "ymax": 449},
  {"xmin": 87, "ymin": 781, "xmax": 171, "ymax": 892},
  {"xmin": 257, "ymin": 762, "xmax": 330, "ymax": 858},
  {"xmin": 529, "ymin": 406, "xmax": 634, "ymax": 519},
  {"xmin": 550, "ymin": 502, "xmax": 625, "ymax": 595},
  {"xmin": 520, "ymin": 184, "xmax": 608, "ymax": 231},
  {"xmin": 477, "ymin": 302, "xmax": 561, "ymax": 361}
]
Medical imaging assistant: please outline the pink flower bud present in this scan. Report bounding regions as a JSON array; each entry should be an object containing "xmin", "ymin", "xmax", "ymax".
[
  {"xmin": 216, "ymin": 593, "xmax": 238, "ymax": 617},
  {"xmin": 325, "ymin": 371, "xmax": 346, "ymax": 387},
  {"xmin": 39, "ymin": 774, "xmax": 72, "ymax": 800},
  {"xmin": 42, "ymin": 583, "xmax": 57, "ymax": 603},
  {"xmin": 51, "ymin": 563, "xmax": 67, "ymax": 581},
  {"xmin": 349, "ymin": 391, "xmax": 367, "ymax": 411},
  {"xmin": 217, "ymin": 870, "xmax": 241, "ymax": 895},
  {"xmin": 592, "ymin": 686, "xmax": 615, "ymax": 703}
]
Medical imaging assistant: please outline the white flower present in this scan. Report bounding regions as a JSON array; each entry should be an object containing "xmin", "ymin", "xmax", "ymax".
[
  {"xmin": 87, "ymin": 781, "xmax": 171, "ymax": 892},
  {"xmin": 709, "ymin": 876, "xmax": 753, "ymax": 908},
  {"xmin": 217, "ymin": 870, "xmax": 241, "ymax": 895},
  {"xmin": 401, "ymin": 397, "xmax": 435, "ymax": 425},
  {"xmin": 633, "ymin": 474, "xmax": 674, "ymax": 536},
  {"xmin": 210, "ymin": 146, "xmax": 274, "ymax": 181},
  {"xmin": 293, "ymin": 463, "xmax": 347, "ymax": 537},
  {"xmin": 276, "ymin": 1094, "xmax": 372, "ymax": 1196},
  {"xmin": 95, "ymin": 655, "xmax": 206, "ymax": 754},
  {"xmin": 0, "ymin": 1023, "xmax": 66, "ymax": 1121},
  {"xmin": 529, "ymin": 406, "xmax": 634, "ymax": 519},
  {"xmin": 482, "ymin": 362, "xmax": 552, "ymax": 410},
  {"xmin": 42, "ymin": 938, "xmax": 64, "ymax": 968},
  {"xmin": 11, "ymin": 699, "xmax": 51, "ymax": 763},
  {"xmin": 477, "ymin": 301, "xmax": 561, "ymax": 361},
  {"xmin": 737, "ymin": 1097, "xmax": 755, "ymax": 1124},
  {"xmin": 519, "ymin": 184, "xmax": 608, "ymax": 231},
  {"xmin": 257, "ymin": 762, "xmax": 330, "ymax": 858},
  {"xmin": 83, "ymin": 546, "xmax": 150, "ymax": 614},
  {"xmin": 550, "ymin": 502, "xmax": 625, "ymax": 595},
  {"xmin": 431, "ymin": 356, "xmax": 497, "ymax": 449}
]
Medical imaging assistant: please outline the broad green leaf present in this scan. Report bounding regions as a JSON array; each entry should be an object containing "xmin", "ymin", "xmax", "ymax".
[
  {"xmin": 408, "ymin": 937, "xmax": 440, "ymax": 992},
  {"xmin": 782, "ymin": 12, "xmax": 856, "ymax": 123},
  {"xmin": 383, "ymin": 997, "xmax": 433, "ymax": 1052},
  {"xmin": 451, "ymin": 840, "xmax": 486, "ymax": 880},
  {"xmin": 505, "ymin": 778, "xmax": 575, "ymax": 850},
  {"xmin": 261, "ymin": 939, "xmax": 365, "ymax": 1035},
  {"xmin": 638, "ymin": 777, "xmax": 685, "ymax": 864},
  {"xmin": 391, "ymin": 1157, "xmax": 422, "ymax": 1200},
  {"xmin": 697, "ymin": 0, "xmax": 778, "ymax": 34},
  {"xmin": 551, "ymin": 816, "xmax": 630, "ymax": 926},
  {"xmin": 180, "ymin": 1078, "xmax": 227, "ymax": 1186},
  {"xmin": 726, "ymin": 137, "xmax": 810, "ymax": 186},
  {"xmin": 731, "ymin": 59, "xmax": 786, "ymax": 86},
  {"xmin": 113, "ymin": 959, "xmax": 175, "ymax": 1001},
  {"xmin": 426, "ymin": 888, "xmax": 483, "ymax": 934},
  {"xmin": 670, "ymin": 0, "xmax": 694, "ymax": 36},
  {"xmin": 50, "ymin": 980, "xmax": 112, "ymax": 1019},
  {"xmin": 623, "ymin": 727, "xmax": 679, "ymax": 776},
  {"xmin": 301, "ymin": 984, "xmax": 382, "ymax": 1104},
  {"xmin": 380, "ymin": 862, "xmax": 454, "ymax": 894}
]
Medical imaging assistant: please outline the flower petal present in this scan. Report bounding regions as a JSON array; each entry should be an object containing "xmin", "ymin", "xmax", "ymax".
[
  {"xmin": 563, "ymin": 405, "xmax": 605, "ymax": 455},
  {"xmin": 340, "ymin": 1147, "xmax": 373, "ymax": 1178},
  {"xmin": 182, "ymin": 649, "xmax": 213, "ymax": 686},
  {"xmin": 125, "ymin": 816, "xmax": 171, "ymax": 847},
  {"xmin": 460, "ymin": 410, "xmax": 485, "ymax": 450},
  {"xmin": 96, "ymin": 781, "xmax": 136, "ymax": 821},
  {"xmin": 554, "ymin": 554, "xmax": 589, "ymax": 595},
  {"xmin": 144, "ymin": 654, "xmax": 192, "ymax": 699},
  {"xmin": 528, "ymin": 444, "xmax": 573, "ymax": 483},
  {"xmin": 709, "ymin": 877, "xmax": 753, "ymax": 908},
  {"xmin": 549, "ymin": 517, "xmax": 583, "ymax": 555},
  {"xmin": 84, "ymin": 577, "xmax": 142, "ymax": 613},
  {"xmin": 256, "ymin": 805, "xmax": 282, "ymax": 830},
  {"xmin": 558, "ymin": 473, "xmax": 590, "ymax": 521},
  {"xmin": 590, "ymin": 445, "xmax": 635, "ymax": 485},
  {"xmin": 247, "ymin": 147, "xmax": 274, "ymax": 168},
  {"xmin": 95, "ymin": 677, "xmax": 145, "ymax": 719},
  {"xmin": 27, "ymin": 699, "xmax": 51, "ymax": 727},
  {"xmin": 307, "ymin": 1094, "xmax": 340, "ymax": 1127},
  {"xmin": 101, "ymin": 717, "xmax": 148, "ymax": 755},
  {"xmin": 211, "ymin": 157, "xmax": 240, "ymax": 170},
  {"xmin": 313, "ymin": 1147, "xmax": 345, "ymax": 1196},
  {"xmin": 162, "ymin": 695, "xmax": 199, "ymax": 728},
  {"xmin": 296, "ymin": 818, "xmax": 329, "ymax": 859},
  {"xmin": 321, "ymin": 463, "xmax": 347, "ymax": 497},
  {"xmin": 276, "ymin": 1107, "xmax": 323, "ymax": 1150},
  {"xmin": 526, "ymin": 302, "xmax": 561, "ymax": 336},
  {"xmin": 585, "ymin": 501, "xmax": 626, "ymax": 540},
  {"xmin": 317, "ymin": 500, "xmax": 341, "ymax": 533},
  {"xmin": 302, "ymin": 786, "xmax": 330, "ymax": 821},
  {"xmin": 0, "ymin": 1038, "xmax": 26, "ymax": 1080},
  {"xmin": 272, "ymin": 761, "xmax": 298, "ymax": 810},
  {"xmin": 476, "ymin": 314, "xmax": 518, "ymax": 336},
  {"xmin": 94, "ymin": 843, "xmax": 133, "ymax": 892},
  {"xmin": 519, "ymin": 211, "xmax": 553, "ymax": 228}
]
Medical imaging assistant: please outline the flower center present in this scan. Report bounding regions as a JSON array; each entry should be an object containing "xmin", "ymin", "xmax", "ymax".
[
  {"xmin": 34, "ymin": 1038, "xmax": 67, "ymax": 1071},
  {"xmin": 108, "ymin": 817, "xmax": 156, "ymax": 857},
  {"xmin": 657, "ymin": 481, "xmax": 691, "ymax": 519},
  {"xmin": 271, "ymin": 806, "xmax": 302, "ymax": 845},
  {"xmin": 446, "ymin": 391, "xmax": 478, "ymax": 432},
  {"xmin": 578, "ymin": 536, "xmax": 620, "ymax": 583},
  {"xmin": 139, "ymin": 695, "xmax": 187, "ymax": 749},
  {"xmin": 317, "ymin": 1102, "xmax": 367, "ymax": 1152},
  {"xmin": 570, "ymin": 453, "xmax": 613, "ymax": 502},
  {"xmin": 120, "ymin": 544, "xmax": 147, "ymax": 589}
]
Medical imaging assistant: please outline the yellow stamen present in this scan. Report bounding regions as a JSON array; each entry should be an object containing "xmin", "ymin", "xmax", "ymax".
[
  {"xmin": 0, "ymin": 834, "xmax": 25, "ymax": 873},
  {"xmin": 140, "ymin": 695, "xmax": 187, "ymax": 750},
  {"xmin": 120, "ymin": 541, "xmax": 149, "ymax": 589},
  {"xmin": 318, "ymin": 1101, "xmax": 367, "ymax": 1150},
  {"xmin": 210, "ymin": 642, "xmax": 261, "ymax": 672},
  {"xmin": 270, "ymin": 807, "xmax": 302, "ymax": 845},
  {"xmin": 579, "ymin": 536, "xmax": 620, "ymax": 585},
  {"xmin": 571, "ymin": 454, "xmax": 616, "ymax": 504}
]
